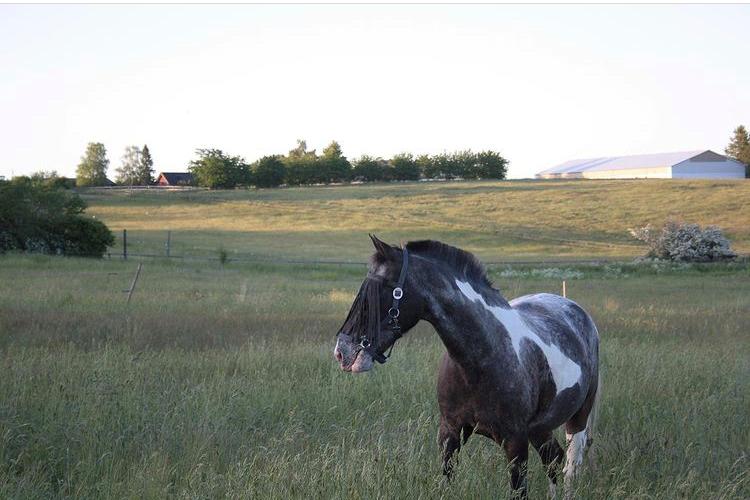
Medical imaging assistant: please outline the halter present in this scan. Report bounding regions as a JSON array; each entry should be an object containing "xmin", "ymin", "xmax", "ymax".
[{"xmin": 344, "ymin": 247, "xmax": 409, "ymax": 364}]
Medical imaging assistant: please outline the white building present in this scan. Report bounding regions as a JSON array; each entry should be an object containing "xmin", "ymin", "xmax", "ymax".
[{"xmin": 537, "ymin": 150, "xmax": 746, "ymax": 180}]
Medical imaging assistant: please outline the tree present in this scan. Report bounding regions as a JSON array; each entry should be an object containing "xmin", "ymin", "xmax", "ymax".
[
  {"xmin": 320, "ymin": 141, "xmax": 352, "ymax": 183},
  {"xmin": 253, "ymin": 155, "xmax": 286, "ymax": 188},
  {"xmin": 0, "ymin": 177, "xmax": 113, "ymax": 257},
  {"xmin": 115, "ymin": 145, "xmax": 142, "ymax": 185},
  {"xmin": 390, "ymin": 153, "xmax": 420, "ymax": 181},
  {"xmin": 283, "ymin": 139, "xmax": 321, "ymax": 185},
  {"xmin": 138, "ymin": 144, "xmax": 155, "ymax": 185},
  {"xmin": 449, "ymin": 150, "xmax": 476, "ymax": 179},
  {"xmin": 188, "ymin": 149, "xmax": 251, "ymax": 189},
  {"xmin": 475, "ymin": 150, "xmax": 508, "ymax": 179},
  {"xmin": 76, "ymin": 142, "xmax": 109, "ymax": 186},
  {"xmin": 352, "ymin": 155, "xmax": 390, "ymax": 182},
  {"xmin": 416, "ymin": 154, "xmax": 437, "ymax": 179},
  {"xmin": 29, "ymin": 170, "xmax": 74, "ymax": 189},
  {"xmin": 725, "ymin": 125, "xmax": 750, "ymax": 177}
]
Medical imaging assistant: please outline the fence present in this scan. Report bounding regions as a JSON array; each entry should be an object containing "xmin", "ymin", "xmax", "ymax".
[{"xmin": 111, "ymin": 229, "xmax": 622, "ymax": 267}]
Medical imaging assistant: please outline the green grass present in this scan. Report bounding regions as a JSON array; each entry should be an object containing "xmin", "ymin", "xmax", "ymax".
[
  {"xmin": 1, "ymin": 253, "xmax": 748, "ymax": 499},
  {"xmin": 81, "ymin": 179, "xmax": 750, "ymax": 262},
  {"xmin": 1, "ymin": 180, "xmax": 749, "ymax": 497}
]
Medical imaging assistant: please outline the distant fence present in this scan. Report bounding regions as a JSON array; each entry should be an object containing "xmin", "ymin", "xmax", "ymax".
[{"xmin": 110, "ymin": 229, "xmax": 623, "ymax": 267}]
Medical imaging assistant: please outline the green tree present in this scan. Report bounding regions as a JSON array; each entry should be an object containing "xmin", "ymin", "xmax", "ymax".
[
  {"xmin": 416, "ymin": 154, "xmax": 437, "ymax": 179},
  {"xmin": 352, "ymin": 155, "xmax": 389, "ymax": 182},
  {"xmin": 725, "ymin": 125, "xmax": 750, "ymax": 177},
  {"xmin": 450, "ymin": 150, "xmax": 477, "ymax": 179},
  {"xmin": 474, "ymin": 150, "xmax": 508, "ymax": 179},
  {"xmin": 115, "ymin": 145, "xmax": 142, "ymax": 185},
  {"xmin": 76, "ymin": 142, "xmax": 109, "ymax": 186},
  {"xmin": 320, "ymin": 141, "xmax": 352, "ymax": 183},
  {"xmin": 28, "ymin": 170, "xmax": 74, "ymax": 189},
  {"xmin": 138, "ymin": 144, "xmax": 155, "ymax": 185},
  {"xmin": 188, "ymin": 149, "xmax": 251, "ymax": 189},
  {"xmin": 253, "ymin": 155, "xmax": 286, "ymax": 188},
  {"xmin": 0, "ymin": 177, "xmax": 113, "ymax": 257},
  {"xmin": 283, "ymin": 139, "xmax": 320, "ymax": 185},
  {"xmin": 390, "ymin": 153, "xmax": 420, "ymax": 181}
]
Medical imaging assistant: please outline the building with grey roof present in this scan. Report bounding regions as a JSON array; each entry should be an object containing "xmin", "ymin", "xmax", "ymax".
[{"xmin": 537, "ymin": 150, "xmax": 746, "ymax": 180}]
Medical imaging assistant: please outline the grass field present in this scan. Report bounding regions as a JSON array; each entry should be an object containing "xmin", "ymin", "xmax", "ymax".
[
  {"xmin": 1, "ymin": 180, "xmax": 749, "ymax": 498},
  {"xmin": 82, "ymin": 179, "xmax": 750, "ymax": 262}
]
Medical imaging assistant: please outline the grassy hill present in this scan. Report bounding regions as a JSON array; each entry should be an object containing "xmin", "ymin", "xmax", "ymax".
[{"xmin": 83, "ymin": 178, "xmax": 750, "ymax": 262}]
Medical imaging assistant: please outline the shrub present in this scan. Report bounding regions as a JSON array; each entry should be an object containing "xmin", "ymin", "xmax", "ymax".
[
  {"xmin": 629, "ymin": 219, "xmax": 736, "ymax": 262},
  {"xmin": 217, "ymin": 247, "xmax": 229, "ymax": 265},
  {"xmin": 0, "ymin": 178, "xmax": 114, "ymax": 257}
]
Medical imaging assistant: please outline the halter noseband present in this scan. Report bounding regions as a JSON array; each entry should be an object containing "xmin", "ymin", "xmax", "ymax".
[{"xmin": 356, "ymin": 247, "xmax": 409, "ymax": 364}]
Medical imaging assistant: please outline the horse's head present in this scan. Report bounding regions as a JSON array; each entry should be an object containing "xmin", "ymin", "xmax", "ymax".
[{"xmin": 333, "ymin": 235, "xmax": 424, "ymax": 372}]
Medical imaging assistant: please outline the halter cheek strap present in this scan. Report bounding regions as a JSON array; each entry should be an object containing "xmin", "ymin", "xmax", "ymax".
[{"xmin": 365, "ymin": 247, "xmax": 409, "ymax": 364}]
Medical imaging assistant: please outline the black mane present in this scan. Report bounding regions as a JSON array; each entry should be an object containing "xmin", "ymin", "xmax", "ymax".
[{"xmin": 406, "ymin": 240, "xmax": 493, "ymax": 289}]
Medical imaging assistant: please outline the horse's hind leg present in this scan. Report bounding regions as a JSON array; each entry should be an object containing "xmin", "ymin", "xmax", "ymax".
[
  {"xmin": 530, "ymin": 431, "xmax": 564, "ymax": 499},
  {"xmin": 563, "ymin": 381, "xmax": 599, "ymax": 497},
  {"xmin": 438, "ymin": 420, "xmax": 462, "ymax": 480},
  {"xmin": 503, "ymin": 437, "xmax": 529, "ymax": 499}
]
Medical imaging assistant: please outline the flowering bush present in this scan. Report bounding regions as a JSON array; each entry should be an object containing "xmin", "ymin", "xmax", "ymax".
[{"xmin": 629, "ymin": 219, "xmax": 736, "ymax": 262}]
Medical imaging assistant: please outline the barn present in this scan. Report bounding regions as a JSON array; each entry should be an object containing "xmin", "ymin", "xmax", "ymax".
[
  {"xmin": 537, "ymin": 150, "xmax": 746, "ymax": 180},
  {"xmin": 156, "ymin": 172, "xmax": 194, "ymax": 186}
]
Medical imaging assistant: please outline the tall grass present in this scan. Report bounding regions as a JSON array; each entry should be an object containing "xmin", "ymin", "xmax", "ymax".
[{"xmin": 0, "ymin": 255, "xmax": 748, "ymax": 498}]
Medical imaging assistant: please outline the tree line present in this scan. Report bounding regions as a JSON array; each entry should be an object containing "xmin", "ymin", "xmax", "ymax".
[
  {"xmin": 189, "ymin": 140, "xmax": 509, "ymax": 189},
  {"xmin": 71, "ymin": 140, "xmax": 508, "ymax": 188},
  {"xmin": 70, "ymin": 124, "xmax": 750, "ymax": 188}
]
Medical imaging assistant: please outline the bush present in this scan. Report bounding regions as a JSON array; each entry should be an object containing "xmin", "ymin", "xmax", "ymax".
[
  {"xmin": 0, "ymin": 178, "xmax": 114, "ymax": 257},
  {"xmin": 629, "ymin": 219, "xmax": 736, "ymax": 262}
]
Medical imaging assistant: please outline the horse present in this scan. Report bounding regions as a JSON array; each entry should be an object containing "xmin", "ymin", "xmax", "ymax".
[{"xmin": 333, "ymin": 235, "xmax": 601, "ymax": 498}]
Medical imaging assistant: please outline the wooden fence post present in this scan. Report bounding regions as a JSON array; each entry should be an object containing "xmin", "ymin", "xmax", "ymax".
[
  {"xmin": 166, "ymin": 230, "xmax": 171, "ymax": 257},
  {"xmin": 562, "ymin": 280, "xmax": 567, "ymax": 298},
  {"xmin": 126, "ymin": 263, "xmax": 142, "ymax": 306},
  {"xmin": 123, "ymin": 229, "xmax": 127, "ymax": 260}
]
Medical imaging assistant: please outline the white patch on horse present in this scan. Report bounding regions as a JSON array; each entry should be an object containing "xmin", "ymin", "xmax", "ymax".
[{"xmin": 455, "ymin": 280, "xmax": 581, "ymax": 394}]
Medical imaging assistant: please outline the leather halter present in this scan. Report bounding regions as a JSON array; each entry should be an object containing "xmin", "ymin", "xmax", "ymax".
[{"xmin": 357, "ymin": 247, "xmax": 409, "ymax": 364}]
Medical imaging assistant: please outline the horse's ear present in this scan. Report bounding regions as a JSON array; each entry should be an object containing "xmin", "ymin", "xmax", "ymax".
[{"xmin": 369, "ymin": 234, "xmax": 399, "ymax": 260}]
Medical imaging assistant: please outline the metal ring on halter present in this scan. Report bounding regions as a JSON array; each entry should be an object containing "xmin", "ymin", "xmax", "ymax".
[
  {"xmin": 388, "ymin": 307, "xmax": 400, "ymax": 318},
  {"xmin": 392, "ymin": 287, "xmax": 403, "ymax": 300},
  {"xmin": 359, "ymin": 337, "xmax": 371, "ymax": 348}
]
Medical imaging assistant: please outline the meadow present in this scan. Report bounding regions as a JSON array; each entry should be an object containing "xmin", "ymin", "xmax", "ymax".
[
  {"xmin": 1, "ymin": 179, "xmax": 749, "ymax": 499},
  {"xmin": 82, "ymin": 179, "xmax": 750, "ymax": 262}
]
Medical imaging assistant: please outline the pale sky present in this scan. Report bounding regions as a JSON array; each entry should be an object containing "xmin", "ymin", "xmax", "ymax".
[{"xmin": 1, "ymin": 4, "xmax": 748, "ymax": 180}]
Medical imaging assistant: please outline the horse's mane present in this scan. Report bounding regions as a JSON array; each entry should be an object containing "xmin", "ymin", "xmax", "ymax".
[{"xmin": 405, "ymin": 240, "xmax": 493, "ymax": 289}]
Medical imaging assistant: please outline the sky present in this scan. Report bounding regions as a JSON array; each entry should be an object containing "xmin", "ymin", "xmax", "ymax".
[{"xmin": 1, "ymin": 4, "xmax": 749, "ymax": 180}]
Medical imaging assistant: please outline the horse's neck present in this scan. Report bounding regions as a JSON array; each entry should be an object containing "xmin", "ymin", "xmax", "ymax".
[{"xmin": 424, "ymin": 275, "xmax": 512, "ymax": 371}]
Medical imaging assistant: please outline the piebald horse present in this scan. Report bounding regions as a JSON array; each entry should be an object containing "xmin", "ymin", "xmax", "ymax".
[{"xmin": 334, "ymin": 236, "xmax": 600, "ymax": 498}]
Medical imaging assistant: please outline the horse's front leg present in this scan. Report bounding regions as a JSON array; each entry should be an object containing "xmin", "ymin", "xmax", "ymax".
[{"xmin": 503, "ymin": 437, "xmax": 529, "ymax": 499}]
